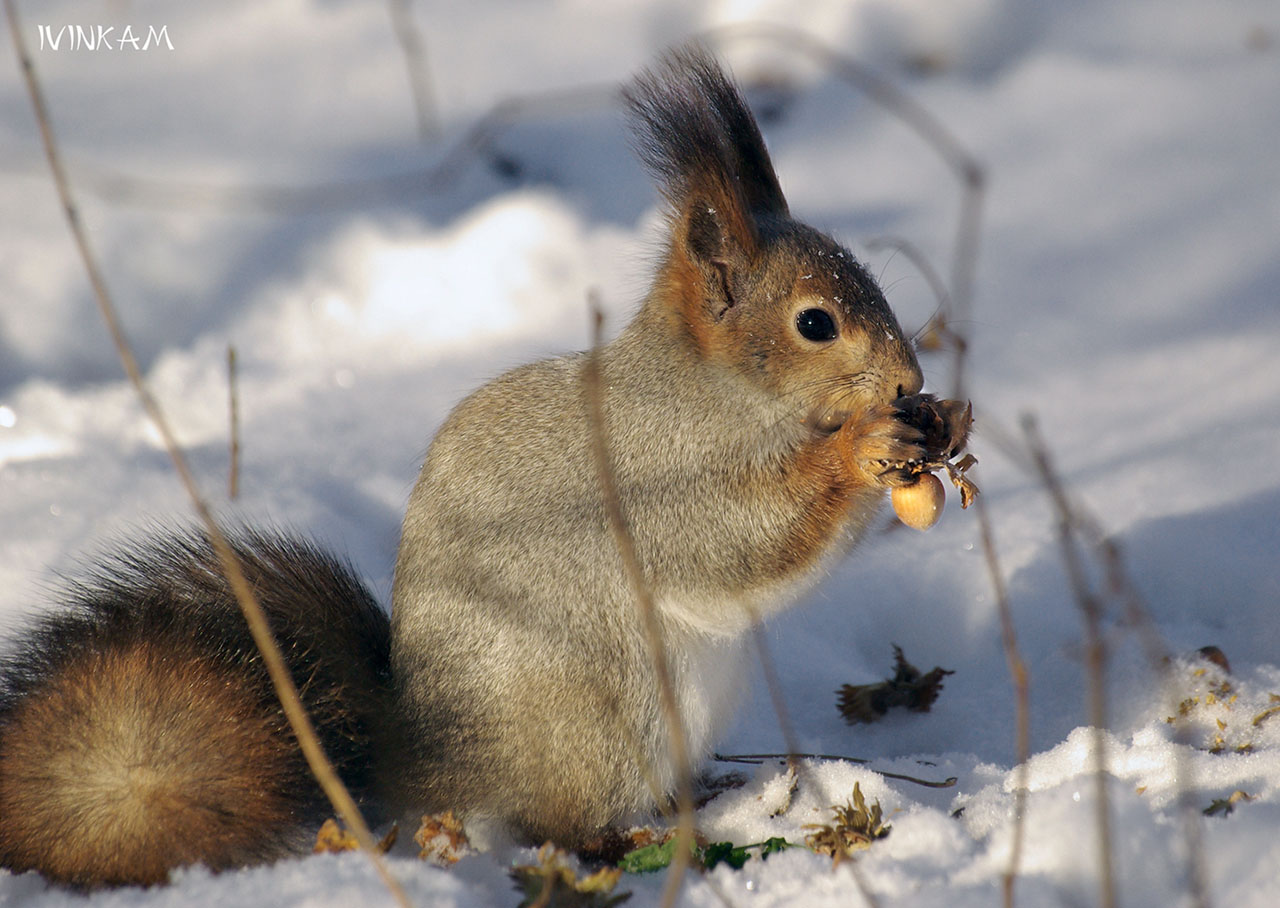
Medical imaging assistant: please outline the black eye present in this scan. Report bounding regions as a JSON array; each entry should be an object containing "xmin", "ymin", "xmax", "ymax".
[{"xmin": 795, "ymin": 308, "xmax": 838, "ymax": 342}]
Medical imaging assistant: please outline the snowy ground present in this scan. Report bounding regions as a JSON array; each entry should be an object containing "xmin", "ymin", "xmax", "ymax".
[{"xmin": 2, "ymin": 1, "xmax": 1279, "ymax": 906}]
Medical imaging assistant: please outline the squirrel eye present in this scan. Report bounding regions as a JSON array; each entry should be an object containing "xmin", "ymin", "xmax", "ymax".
[{"xmin": 795, "ymin": 308, "xmax": 838, "ymax": 342}]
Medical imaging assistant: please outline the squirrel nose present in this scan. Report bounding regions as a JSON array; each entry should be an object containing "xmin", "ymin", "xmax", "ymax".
[{"xmin": 893, "ymin": 358, "xmax": 924, "ymax": 400}]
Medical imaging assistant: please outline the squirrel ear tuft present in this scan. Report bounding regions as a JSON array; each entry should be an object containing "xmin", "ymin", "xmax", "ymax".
[
  {"xmin": 625, "ymin": 45, "xmax": 788, "ymax": 249},
  {"xmin": 626, "ymin": 45, "xmax": 787, "ymax": 329}
]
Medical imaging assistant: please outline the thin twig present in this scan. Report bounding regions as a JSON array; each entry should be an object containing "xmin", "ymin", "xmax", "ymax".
[
  {"xmin": 30, "ymin": 82, "xmax": 619, "ymax": 213},
  {"xmin": 979, "ymin": 410, "xmax": 1213, "ymax": 908},
  {"xmin": 1033, "ymin": 480, "xmax": 1210, "ymax": 908},
  {"xmin": 582, "ymin": 297, "xmax": 695, "ymax": 908},
  {"xmin": 3, "ymin": 6, "xmax": 410, "ymax": 905},
  {"xmin": 1099, "ymin": 536, "xmax": 1211, "ymax": 908},
  {"xmin": 880, "ymin": 214, "xmax": 1021, "ymax": 906},
  {"xmin": 1021, "ymin": 415, "xmax": 1115, "ymax": 908},
  {"xmin": 715, "ymin": 753, "xmax": 956, "ymax": 790},
  {"xmin": 228, "ymin": 344, "xmax": 241, "ymax": 500},
  {"xmin": 748, "ymin": 619, "xmax": 884, "ymax": 907},
  {"xmin": 749, "ymin": 618, "xmax": 805, "ymax": 779},
  {"xmin": 387, "ymin": 0, "xmax": 440, "ymax": 142},
  {"xmin": 945, "ymin": 169, "xmax": 984, "ymax": 402},
  {"xmin": 973, "ymin": 494, "xmax": 1029, "ymax": 908},
  {"xmin": 18, "ymin": 23, "xmax": 986, "ymax": 235}
]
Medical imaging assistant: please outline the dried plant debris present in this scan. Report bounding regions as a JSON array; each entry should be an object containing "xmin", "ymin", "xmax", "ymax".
[
  {"xmin": 1252, "ymin": 693, "xmax": 1280, "ymax": 729},
  {"xmin": 1204, "ymin": 790, "xmax": 1253, "ymax": 818},
  {"xmin": 944, "ymin": 453, "xmax": 981, "ymax": 509},
  {"xmin": 312, "ymin": 818, "xmax": 398, "ymax": 854},
  {"xmin": 415, "ymin": 810, "xmax": 471, "ymax": 865},
  {"xmin": 1162, "ymin": 648, "xmax": 1280, "ymax": 754},
  {"xmin": 838, "ymin": 645, "xmax": 954, "ymax": 724},
  {"xmin": 804, "ymin": 783, "xmax": 891, "ymax": 862},
  {"xmin": 512, "ymin": 844, "xmax": 631, "ymax": 907}
]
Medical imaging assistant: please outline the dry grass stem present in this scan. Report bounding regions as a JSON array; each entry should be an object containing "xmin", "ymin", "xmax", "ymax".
[
  {"xmin": 228, "ymin": 344, "xmax": 241, "ymax": 500},
  {"xmin": 583, "ymin": 297, "xmax": 695, "ymax": 908},
  {"xmin": 387, "ymin": 0, "xmax": 440, "ymax": 142},
  {"xmin": 716, "ymin": 753, "xmax": 956, "ymax": 790},
  {"xmin": 980, "ymin": 409, "xmax": 1211, "ymax": 908},
  {"xmin": 1099, "ymin": 537, "xmax": 1211, "ymax": 908},
  {"xmin": 53, "ymin": 81, "xmax": 620, "ymax": 213},
  {"xmin": 974, "ymin": 495, "xmax": 1029, "ymax": 908},
  {"xmin": 1021, "ymin": 415, "xmax": 1115, "ymax": 908},
  {"xmin": 746, "ymin": 622, "xmax": 882, "ymax": 907},
  {"xmin": 4, "ymin": 6, "xmax": 410, "ymax": 905},
  {"xmin": 38, "ymin": 23, "xmax": 986, "ymax": 246},
  {"xmin": 749, "ymin": 619, "xmax": 804, "ymax": 781}
]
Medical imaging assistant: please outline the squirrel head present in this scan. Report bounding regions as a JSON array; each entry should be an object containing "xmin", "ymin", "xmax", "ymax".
[{"xmin": 625, "ymin": 46, "xmax": 923, "ymax": 431}]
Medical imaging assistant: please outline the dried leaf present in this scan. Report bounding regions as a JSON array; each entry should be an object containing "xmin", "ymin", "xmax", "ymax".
[
  {"xmin": 804, "ymin": 783, "xmax": 891, "ymax": 862},
  {"xmin": 1203, "ymin": 790, "xmax": 1253, "ymax": 818},
  {"xmin": 313, "ymin": 818, "xmax": 397, "ymax": 854},
  {"xmin": 943, "ymin": 454, "xmax": 981, "ymax": 508},
  {"xmin": 512, "ymin": 844, "xmax": 631, "ymax": 907},
  {"xmin": 313, "ymin": 819, "xmax": 358, "ymax": 854},
  {"xmin": 415, "ymin": 810, "xmax": 470, "ymax": 865},
  {"xmin": 1251, "ymin": 701, "xmax": 1280, "ymax": 728},
  {"xmin": 837, "ymin": 645, "xmax": 954, "ymax": 724}
]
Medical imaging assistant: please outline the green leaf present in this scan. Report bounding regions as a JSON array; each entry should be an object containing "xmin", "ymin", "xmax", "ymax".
[
  {"xmin": 618, "ymin": 839, "xmax": 678, "ymax": 874},
  {"xmin": 702, "ymin": 841, "xmax": 749, "ymax": 870},
  {"xmin": 758, "ymin": 837, "xmax": 792, "ymax": 858}
]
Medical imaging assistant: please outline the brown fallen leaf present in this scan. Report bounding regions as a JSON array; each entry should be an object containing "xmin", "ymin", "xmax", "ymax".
[
  {"xmin": 511, "ymin": 843, "xmax": 631, "ymax": 907},
  {"xmin": 837, "ymin": 645, "xmax": 954, "ymax": 724},
  {"xmin": 1204, "ymin": 790, "xmax": 1253, "ymax": 818},
  {"xmin": 804, "ymin": 782, "xmax": 891, "ymax": 864},
  {"xmin": 415, "ymin": 810, "xmax": 470, "ymax": 865},
  {"xmin": 313, "ymin": 818, "xmax": 398, "ymax": 854}
]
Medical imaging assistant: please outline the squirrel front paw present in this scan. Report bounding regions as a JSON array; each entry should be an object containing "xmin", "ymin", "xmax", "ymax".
[{"xmin": 838, "ymin": 405, "xmax": 927, "ymax": 488}]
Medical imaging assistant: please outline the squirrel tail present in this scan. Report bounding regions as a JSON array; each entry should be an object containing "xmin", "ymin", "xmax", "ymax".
[{"xmin": 0, "ymin": 530, "xmax": 391, "ymax": 889}]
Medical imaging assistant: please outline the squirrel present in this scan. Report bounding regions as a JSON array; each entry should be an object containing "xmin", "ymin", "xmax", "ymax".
[{"xmin": 0, "ymin": 46, "xmax": 965, "ymax": 889}]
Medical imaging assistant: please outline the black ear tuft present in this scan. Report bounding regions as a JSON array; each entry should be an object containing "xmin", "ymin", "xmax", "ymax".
[{"xmin": 624, "ymin": 44, "xmax": 789, "ymax": 249}]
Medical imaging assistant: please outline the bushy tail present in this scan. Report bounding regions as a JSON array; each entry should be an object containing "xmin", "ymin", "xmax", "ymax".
[{"xmin": 0, "ymin": 530, "xmax": 391, "ymax": 888}]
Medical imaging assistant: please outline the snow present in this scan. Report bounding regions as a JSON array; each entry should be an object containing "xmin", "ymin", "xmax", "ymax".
[{"xmin": 2, "ymin": 0, "xmax": 1279, "ymax": 905}]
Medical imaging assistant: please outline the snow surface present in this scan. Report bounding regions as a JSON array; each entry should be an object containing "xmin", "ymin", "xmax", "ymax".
[{"xmin": 2, "ymin": 0, "xmax": 1280, "ymax": 905}]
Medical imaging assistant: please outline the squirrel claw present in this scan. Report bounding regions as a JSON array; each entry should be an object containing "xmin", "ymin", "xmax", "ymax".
[{"xmin": 839, "ymin": 408, "xmax": 928, "ymax": 486}]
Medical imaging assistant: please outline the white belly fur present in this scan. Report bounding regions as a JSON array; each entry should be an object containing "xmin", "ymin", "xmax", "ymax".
[{"xmin": 662, "ymin": 625, "xmax": 750, "ymax": 780}]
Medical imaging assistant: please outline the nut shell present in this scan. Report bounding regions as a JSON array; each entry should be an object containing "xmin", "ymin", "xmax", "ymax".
[{"xmin": 891, "ymin": 473, "xmax": 945, "ymax": 531}]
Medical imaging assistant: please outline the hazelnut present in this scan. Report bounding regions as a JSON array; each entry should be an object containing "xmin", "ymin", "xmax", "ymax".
[{"xmin": 891, "ymin": 472, "xmax": 945, "ymax": 530}]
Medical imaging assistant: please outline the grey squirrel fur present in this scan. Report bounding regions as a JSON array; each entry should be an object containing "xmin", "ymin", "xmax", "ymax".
[{"xmin": 0, "ymin": 46, "xmax": 928, "ymax": 888}]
